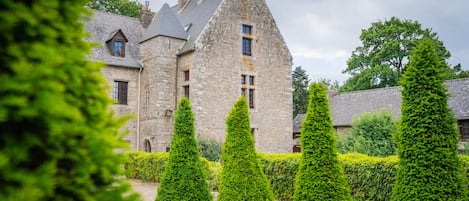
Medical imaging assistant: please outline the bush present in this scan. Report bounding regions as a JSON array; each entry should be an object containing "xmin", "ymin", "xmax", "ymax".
[
  {"xmin": 218, "ymin": 98, "xmax": 274, "ymax": 201},
  {"xmin": 125, "ymin": 151, "xmax": 469, "ymax": 201},
  {"xmin": 294, "ymin": 83, "xmax": 352, "ymax": 200},
  {"xmin": 156, "ymin": 98, "xmax": 212, "ymax": 201},
  {"xmin": 392, "ymin": 39, "xmax": 468, "ymax": 200},
  {"xmin": 198, "ymin": 138, "xmax": 222, "ymax": 162},
  {"xmin": 338, "ymin": 110, "xmax": 398, "ymax": 157},
  {"xmin": 0, "ymin": 2, "xmax": 138, "ymax": 201}
]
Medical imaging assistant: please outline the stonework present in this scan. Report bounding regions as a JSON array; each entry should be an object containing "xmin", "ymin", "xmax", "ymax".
[{"xmin": 86, "ymin": 0, "xmax": 293, "ymax": 153}]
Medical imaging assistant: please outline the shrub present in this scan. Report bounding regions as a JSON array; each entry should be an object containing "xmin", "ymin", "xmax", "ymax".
[
  {"xmin": 156, "ymin": 98, "xmax": 212, "ymax": 201},
  {"xmin": 294, "ymin": 83, "xmax": 352, "ymax": 200},
  {"xmin": 0, "ymin": 2, "xmax": 138, "ymax": 201},
  {"xmin": 218, "ymin": 97, "xmax": 274, "ymax": 201},
  {"xmin": 198, "ymin": 138, "xmax": 222, "ymax": 162},
  {"xmin": 392, "ymin": 39, "xmax": 468, "ymax": 200},
  {"xmin": 338, "ymin": 110, "xmax": 398, "ymax": 156}
]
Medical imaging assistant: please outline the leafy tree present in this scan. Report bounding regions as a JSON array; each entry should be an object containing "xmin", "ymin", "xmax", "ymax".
[
  {"xmin": 391, "ymin": 39, "xmax": 467, "ymax": 200},
  {"xmin": 293, "ymin": 83, "xmax": 352, "ymax": 201},
  {"xmin": 0, "ymin": 1, "xmax": 138, "ymax": 200},
  {"xmin": 157, "ymin": 98, "xmax": 212, "ymax": 201},
  {"xmin": 218, "ymin": 97, "xmax": 274, "ymax": 201},
  {"xmin": 338, "ymin": 110, "xmax": 398, "ymax": 157},
  {"xmin": 86, "ymin": 0, "xmax": 142, "ymax": 17},
  {"xmin": 341, "ymin": 17, "xmax": 453, "ymax": 92},
  {"xmin": 293, "ymin": 66, "xmax": 310, "ymax": 118},
  {"xmin": 318, "ymin": 78, "xmax": 340, "ymax": 91}
]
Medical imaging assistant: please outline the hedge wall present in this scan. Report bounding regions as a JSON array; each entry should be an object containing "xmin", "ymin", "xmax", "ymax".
[{"xmin": 125, "ymin": 152, "xmax": 469, "ymax": 201}]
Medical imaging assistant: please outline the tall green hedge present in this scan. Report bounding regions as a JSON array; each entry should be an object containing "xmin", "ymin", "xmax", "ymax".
[
  {"xmin": 0, "ymin": 2, "xmax": 138, "ymax": 201},
  {"xmin": 218, "ymin": 98, "xmax": 274, "ymax": 201},
  {"xmin": 392, "ymin": 39, "xmax": 468, "ymax": 200},
  {"xmin": 156, "ymin": 98, "xmax": 212, "ymax": 201},
  {"xmin": 294, "ymin": 83, "xmax": 352, "ymax": 200},
  {"xmin": 125, "ymin": 152, "xmax": 469, "ymax": 201}
]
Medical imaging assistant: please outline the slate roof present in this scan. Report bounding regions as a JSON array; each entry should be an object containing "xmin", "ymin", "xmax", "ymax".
[
  {"xmin": 175, "ymin": 0, "xmax": 223, "ymax": 54},
  {"xmin": 140, "ymin": 3, "xmax": 188, "ymax": 42},
  {"xmin": 85, "ymin": 11, "xmax": 143, "ymax": 68},
  {"xmin": 293, "ymin": 78, "xmax": 469, "ymax": 133},
  {"xmin": 85, "ymin": 0, "xmax": 223, "ymax": 66}
]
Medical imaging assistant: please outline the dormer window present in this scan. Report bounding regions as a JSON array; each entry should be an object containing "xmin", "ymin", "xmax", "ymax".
[
  {"xmin": 113, "ymin": 41, "xmax": 124, "ymax": 57},
  {"xmin": 106, "ymin": 29, "xmax": 128, "ymax": 58}
]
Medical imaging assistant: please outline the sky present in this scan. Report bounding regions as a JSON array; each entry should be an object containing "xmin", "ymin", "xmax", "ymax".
[{"xmin": 142, "ymin": 0, "xmax": 469, "ymax": 84}]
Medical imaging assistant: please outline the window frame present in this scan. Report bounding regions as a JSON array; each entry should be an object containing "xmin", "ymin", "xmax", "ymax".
[
  {"xmin": 183, "ymin": 85, "xmax": 190, "ymax": 98},
  {"xmin": 113, "ymin": 81, "xmax": 128, "ymax": 105},
  {"xmin": 242, "ymin": 37, "xmax": 252, "ymax": 56}
]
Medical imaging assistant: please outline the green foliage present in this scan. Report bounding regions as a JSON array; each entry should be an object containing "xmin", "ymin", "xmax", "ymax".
[
  {"xmin": 292, "ymin": 66, "xmax": 310, "ymax": 118},
  {"xmin": 125, "ymin": 151, "xmax": 469, "ymax": 201},
  {"xmin": 338, "ymin": 110, "xmax": 398, "ymax": 157},
  {"xmin": 86, "ymin": 0, "xmax": 142, "ymax": 17},
  {"xmin": 198, "ymin": 138, "xmax": 222, "ymax": 162},
  {"xmin": 0, "ymin": 1, "xmax": 138, "ymax": 200},
  {"xmin": 156, "ymin": 98, "xmax": 212, "ymax": 201},
  {"xmin": 294, "ymin": 83, "xmax": 352, "ymax": 200},
  {"xmin": 218, "ymin": 97, "xmax": 274, "ymax": 201},
  {"xmin": 341, "ymin": 17, "xmax": 453, "ymax": 92},
  {"xmin": 391, "ymin": 39, "xmax": 468, "ymax": 200}
]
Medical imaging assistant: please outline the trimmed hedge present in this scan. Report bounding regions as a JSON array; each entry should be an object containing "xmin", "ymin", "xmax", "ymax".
[{"xmin": 125, "ymin": 152, "xmax": 469, "ymax": 201}]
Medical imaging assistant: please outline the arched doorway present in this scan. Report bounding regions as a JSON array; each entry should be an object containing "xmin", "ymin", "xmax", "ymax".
[{"xmin": 144, "ymin": 139, "xmax": 152, "ymax": 152}]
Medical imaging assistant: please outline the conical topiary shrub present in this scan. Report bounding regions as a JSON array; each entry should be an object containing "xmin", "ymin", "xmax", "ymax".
[
  {"xmin": 391, "ymin": 39, "xmax": 468, "ymax": 200},
  {"xmin": 156, "ymin": 98, "xmax": 212, "ymax": 201},
  {"xmin": 217, "ymin": 97, "xmax": 274, "ymax": 201},
  {"xmin": 293, "ymin": 83, "xmax": 352, "ymax": 201}
]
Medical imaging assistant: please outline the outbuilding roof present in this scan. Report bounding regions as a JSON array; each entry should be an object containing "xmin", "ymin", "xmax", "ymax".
[{"xmin": 293, "ymin": 78, "xmax": 469, "ymax": 133}]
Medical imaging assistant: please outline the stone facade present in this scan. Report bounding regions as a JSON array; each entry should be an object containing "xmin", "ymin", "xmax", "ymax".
[{"xmin": 86, "ymin": 0, "xmax": 293, "ymax": 153}]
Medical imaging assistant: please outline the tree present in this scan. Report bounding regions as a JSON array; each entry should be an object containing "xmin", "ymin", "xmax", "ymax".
[
  {"xmin": 86, "ymin": 0, "xmax": 142, "ymax": 17},
  {"xmin": 318, "ymin": 78, "xmax": 340, "ymax": 91},
  {"xmin": 157, "ymin": 98, "xmax": 212, "ymax": 201},
  {"xmin": 293, "ymin": 66, "xmax": 310, "ymax": 118},
  {"xmin": 0, "ymin": 1, "xmax": 138, "ymax": 200},
  {"xmin": 391, "ymin": 39, "xmax": 467, "ymax": 200},
  {"xmin": 218, "ymin": 97, "xmax": 274, "ymax": 201},
  {"xmin": 341, "ymin": 17, "xmax": 453, "ymax": 92},
  {"xmin": 338, "ymin": 110, "xmax": 398, "ymax": 157},
  {"xmin": 293, "ymin": 83, "xmax": 352, "ymax": 201}
]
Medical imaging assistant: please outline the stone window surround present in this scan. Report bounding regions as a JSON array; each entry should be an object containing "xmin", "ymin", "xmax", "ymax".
[
  {"xmin": 241, "ymin": 73, "xmax": 256, "ymax": 109},
  {"xmin": 242, "ymin": 24, "xmax": 254, "ymax": 56}
]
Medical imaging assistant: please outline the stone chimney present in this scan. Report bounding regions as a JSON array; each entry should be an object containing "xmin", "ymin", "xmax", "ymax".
[
  {"xmin": 139, "ymin": 1, "xmax": 152, "ymax": 28},
  {"xmin": 178, "ymin": 0, "xmax": 189, "ymax": 10}
]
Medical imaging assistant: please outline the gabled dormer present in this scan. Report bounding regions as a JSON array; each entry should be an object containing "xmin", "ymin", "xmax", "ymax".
[{"xmin": 106, "ymin": 29, "xmax": 129, "ymax": 57}]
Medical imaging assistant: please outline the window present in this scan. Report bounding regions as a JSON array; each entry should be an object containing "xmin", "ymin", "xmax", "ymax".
[
  {"xmin": 113, "ymin": 81, "xmax": 128, "ymax": 105},
  {"xmin": 106, "ymin": 29, "xmax": 128, "ymax": 57},
  {"xmin": 241, "ymin": 75, "xmax": 247, "ymax": 84},
  {"xmin": 183, "ymin": 85, "xmax": 190, "ymax": 98},
  {"xmin": 184, "ymin": 70, "xmax": 190, "ymax": 81},
  {"xmin": 144, "ymin": 139, "xmax": 151, "ymax": 152},
  {"xmin": 249, "ymin": 89, "xmax": 255, "ymax": 109},
  {"xmin": 460, "ymin": 120, "xmax": 469, "ymax": 141},
  {"xmin": 242, "ymin": 38, "xmax": 252, "ymax": 56},
  {"xmin": 249, "ymin": 76, "xmax": 255, "ymax": 85},
  {"xmin": 241, "ymin": 74, "xmax": 255, "ymax": 108},
  {"xmin": 242, "ymin": 24, "xmax": 253, "ymax": 56},
  {"xmin": 242, "ymin": 25, "xmax": 252, "ymax": 35},
  {"xmin": 113, "ymin": 41, "xmax": 124, "ymax": 57}
]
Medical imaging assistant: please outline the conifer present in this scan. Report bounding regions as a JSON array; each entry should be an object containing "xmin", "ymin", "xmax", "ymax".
[
  {"xmin": 156, "ymin": 98, "xmax": 212, "ymax": 201},
  {"xmin": 293, "ymin": 83, "xmax": 352, "ymax": 201},
  {"xmin": 218, "ymin": 97, "xmax": 274, "ymax": 201},
  {"xmin": 391, "ymin": 39, "xmax": 468, "ymax": 200}
]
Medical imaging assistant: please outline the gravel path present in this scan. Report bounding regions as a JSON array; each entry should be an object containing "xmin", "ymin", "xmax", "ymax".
[{"xmin": 129, "ymin": 180, "xmax": 218, "ymax": 201}]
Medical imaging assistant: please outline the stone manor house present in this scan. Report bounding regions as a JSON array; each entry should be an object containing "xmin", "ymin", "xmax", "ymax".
[{"xmin": 85, "ymin": 0, "xmax": 293, "ymax": 153}]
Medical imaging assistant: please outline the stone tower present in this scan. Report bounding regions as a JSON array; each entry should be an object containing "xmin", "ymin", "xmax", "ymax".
[{"xmin": 138, "ymin": 4, "xmax": 188, "ymax": 152}]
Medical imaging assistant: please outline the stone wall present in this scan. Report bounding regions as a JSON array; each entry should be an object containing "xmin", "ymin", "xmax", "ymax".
[
  {"xmin": 183, "ymin": 0, "xmax": 293, "ymax": 153},
  {"xmin": 102, "ymin": 66, "xmax": 140, "ymax": 149},
  {"xmin": 139, "ymin": 36, "xmax": 186, "ymax": 152}
]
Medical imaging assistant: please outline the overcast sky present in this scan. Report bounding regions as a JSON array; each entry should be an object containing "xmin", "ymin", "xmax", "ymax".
[{"xmin": 144, "ymin": 0, "xmax": 469, "ymax": 83}]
